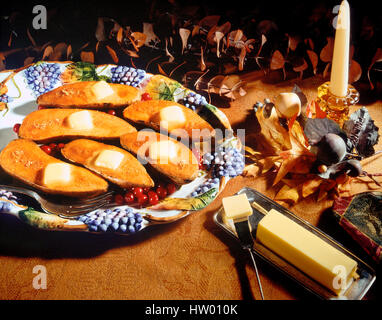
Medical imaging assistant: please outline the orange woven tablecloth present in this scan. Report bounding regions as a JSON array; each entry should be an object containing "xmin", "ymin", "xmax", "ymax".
[{"xmin": 0, "ymin": 75, "xmax": 380, "ymax": 300}]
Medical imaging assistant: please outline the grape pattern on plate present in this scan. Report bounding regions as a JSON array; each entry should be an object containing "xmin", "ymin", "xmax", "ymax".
[
  {"xmin": 177, "ymin": 91, "xmax": 208, "ymax": 111},
  {"xmin": 24, "ymin": 63, "xmax": 61, "ymax": 96},
  {"xmin": 202, "ymin": 146, "xmax": 245, "ymax": 179},
  {"xmin": 191, "ymin": 177, "xmax": 220, "ymax": 197},
  {"xmin": 110, "ymin": 66, "xmax": 146, "ymax": 87},
  {"xmin": 78, "ymin": 207, "xmax": 144, "ymax": 233},
  {"xmin": 0, "ymin": 190, "xmax": 18, "ymax": 204},
  {"xmin": 0, "ymin": 94, "xmax": 13, "ymax": 104}
]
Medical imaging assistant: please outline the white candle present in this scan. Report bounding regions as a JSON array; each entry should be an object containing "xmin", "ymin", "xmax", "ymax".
[{"xmin": 329, "ymin": 0, "xmax": 350, "ymax": 97}]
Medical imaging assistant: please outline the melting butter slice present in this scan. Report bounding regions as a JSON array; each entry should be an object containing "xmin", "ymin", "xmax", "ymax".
[
  {"xmin": 256, "ymin": 209, "xmax": 358, "ymax": 295},
  {"xmin": 149, "ymin": 140, "xmax": 177, "ymax": 164},
  {"xmin": 94, "ymin": 149, "xmax": 124, "ymax": 170},
  {"xmin": 159, "ymin": 106, "xmax": 186, "ymax": 130},
  {"xmin": 43, "ymin": 163, "xmax": 72, "ymax": 186},
  {"xmin": 67, "ymin": 110, "xmax": 94, "ymax": 130},
  {"xmin": 222, "ymin": 194, "xmax": 252, "ymax": 223},
  {"xmin": 91, "ymin": 81, "xmax": 115, "ymax": 100}
]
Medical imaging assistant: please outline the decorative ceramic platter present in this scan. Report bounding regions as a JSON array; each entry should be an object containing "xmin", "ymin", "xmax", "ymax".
[{"xmin": 0, "ymin": 61, "xmax": 243, "ymax": 235}]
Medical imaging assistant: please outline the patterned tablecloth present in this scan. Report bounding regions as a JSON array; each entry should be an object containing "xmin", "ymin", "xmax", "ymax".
[{"xmin": 0, "ymin": 73, "xmax": 380, "ymax": 300}]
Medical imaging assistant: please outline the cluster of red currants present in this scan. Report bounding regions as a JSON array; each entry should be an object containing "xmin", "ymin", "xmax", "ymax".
[{"xmin": 113, "ymin": 183, "xmax": 177, "ymax": 207}]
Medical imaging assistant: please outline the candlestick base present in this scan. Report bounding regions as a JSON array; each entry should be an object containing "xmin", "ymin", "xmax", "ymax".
[{"xmin": 316, "ymin": 82, "xmax": 360, "ymax": 127}]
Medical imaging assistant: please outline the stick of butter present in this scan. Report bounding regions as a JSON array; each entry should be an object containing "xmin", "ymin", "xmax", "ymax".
[{"xmin": 256, "ymin": 209, "xmax": 358, "ymax": 295}]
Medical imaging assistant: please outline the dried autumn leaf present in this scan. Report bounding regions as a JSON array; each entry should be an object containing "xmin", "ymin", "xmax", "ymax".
[
  {"xmin": 206, "ymin": 25, "xmax": 218, "ymax": 45},
  {"xmin": 116, "ymin": 27, "xmax": 124, "ymax": 43},
  {"xmin": 80, "ymin": 51, "xmax": 95, "ymax": 63},
  {"xmin": 256, "ymin": 106, "xmax": 291, "ymax": 155},
  {"xmin": 106, "ymin": 45, "xmax": 118, "ymax": 63},
  {"xmin": 165, "ymin": 38, "xmax": 174, "ymax": 63},
  {"xmin": 0, "ymin": 53, "xmax": 5, "ymax": 71},
  {"xmin": 258, "ymin": 156, "xmax": 281, "ymax": 174},
  {"xmin": 42, "ymin": 45, "xmax": 53, "ymax": 60},
  {"xmin": 293, "ymin": 58, "xmax": 308, "ymax": 79},
  {"xmin": 143, "ymin": 22, "xmax": 160, "ymax": 46},
  {"xmin": 51, "ymin": 42, "xmax": 67, "ymax": 60},
  {"xmin": 323, "ymin": 62, "xmax": 331, "ymax": 79},
  {"xmin": 367, "ymin": 48, "xmax": 382, "ymax": 90},
  {"xmin": 191, "ymin": 25, "xmax": 200, "ymax": 37},
  {"xmin": 227, "ymin": 29, "xmax": 243, "ymax": 48},
  {"xmin": 157, "ymin": 63, "xmax": 168, "ymax": 76},
  {"xmin": 270, "ymin": 50, "xmax": 285, "ymax": 70},
  {"xmin": 95, "ymin": 17, "xmax": 106, "ymax": 41},
  {"xmin": 302, "ymin": 177, "xmax": 323, "ymax": 198},
  {"xmin": 179, "ymin": 28, "xmax": 191, "ymax": 54},
  {"xmin": 26, "ymin": 28, "xmax": 37, "ymax": 47},
  {"xmin": 273, "ymin": 121, "xmax": 315, "ymax": 186},
  {"xmin": 66, "ymin": 44, "xmax": 72, "ymax": 59},
  {"xmin": 349, "ymin": 59, "xmax": 362, "ymax": 83},
  {"xmin": 307, "ymin": 50, "xmax": 318, "ymax": 74},
  {"xmin": 126, "ymin": 50, "xmax": 139, "ymax": 58},
  {"xmin": 275, "ymin": 184, "xmax": 299, "ymax": 204},
  {"xmin": 24, "ymin": 56, "xmax": 34, "ymax": 66},
  {"xmin": 199, "ymin": 15, "xmax": 220, "ymax": 29},
  {"xmin": 287, "ymin": 34, "xmax": 300, "ymax": 52},
  {"xmin": 320, "ymin": 37, "xmax": 334, "ymax": 62},
  {"xmin": 200, "ymin": 47, "xmax": 206, "ymax": 71},
  {"xmin": 214, "ymin": 31, "xmax": 224, "ymax": 57},
  {"xmin": 131, "ymin": 32, "xmax": 147, "ymax": 48},
  {"xmin": 243, "ymin": 164, "xmax": 260, "ymax": 177},
  {"xmin": 305, "ymin": 38, "xmax": 314, "ymax": 50},
  {"xmin": 238, "ymin": 47, "xmax": 246, "ymax": 71}
]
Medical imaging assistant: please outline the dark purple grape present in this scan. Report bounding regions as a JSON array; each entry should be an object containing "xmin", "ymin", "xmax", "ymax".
[
  {"xmin": 78, "ymin": 207, "xmax": 144, "ymax": 234},
  {"xmin": 316, "ymin": 133, "xmax": 347, "ymax": 165},
  {"xmin": 202, "ymin": 146, "xmax": 245, "ymax": 179},
  {"xmin": 24, "ymin": 63, "xmax": 61, "ymax": 96},
  {"xmin": 110, "ymin": 66, "xmax": 146, "ymax": 87},
  {"xmin": 178, "ymin": 92, "xmax": 208, "ymax": 111}
]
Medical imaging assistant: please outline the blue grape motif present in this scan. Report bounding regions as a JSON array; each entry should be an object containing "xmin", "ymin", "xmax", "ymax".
[
  {"xmin": 191, "ymin": 177, "xmax": 220, "ymax": 197},
  {"xmin": 24, "ymin": 63, "xmax": 61, "ymax": 96},
  {"xmin": 0, "ymin": 190, "xmax": 18, "ymax": 204},
  {"xmin": 177, "ymin": 91, "xmax": 208, "ymax": 111},
  {"xmin": 77, "ymin": 207, "xmax": 144, "ymax": 234},
  {"xmin": 110, "ymin": 66, "xmax": 146, "ymax": 87},
  {"xmin": 202, "ymin": 147, "xmax": 245, "ymax": 179},
  {"xmin": 0, "ymin": 94, "xmax": 13, "ymax": 104}
]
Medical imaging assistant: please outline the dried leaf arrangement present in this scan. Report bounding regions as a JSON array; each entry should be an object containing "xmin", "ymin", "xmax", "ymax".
[
  {"xmin": 1, "ymin": 2, "xmax": 380, "ymax": 93},
  {"xmin": 243, "ymin": 86, "xmax": 380, "ymax": 205}
]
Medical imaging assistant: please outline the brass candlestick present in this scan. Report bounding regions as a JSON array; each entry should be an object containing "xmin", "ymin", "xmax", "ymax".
[{"xmin": 316, "ymin": 82, "xmax": 360, "ymax": 127}]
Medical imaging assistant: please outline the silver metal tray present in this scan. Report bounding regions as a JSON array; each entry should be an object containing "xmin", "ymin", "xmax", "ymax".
[{"xmin": 213, "ymin": 187, "xmax": 376, "ymax": 300}]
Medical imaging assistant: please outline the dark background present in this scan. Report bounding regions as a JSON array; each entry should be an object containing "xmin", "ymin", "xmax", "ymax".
[{"xmin": 0, "ymin": 0, "xmax": 381, "ymax": 92}]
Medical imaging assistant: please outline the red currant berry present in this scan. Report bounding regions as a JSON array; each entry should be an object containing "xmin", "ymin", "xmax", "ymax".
[
  {"xmin": 49, "ymin": 143, "xmax": 57, "ymax": 151},
  {"xmin": 137, "ymin": 193, "xmax": 148, "ymax": 206},
  {"xmin": 57, "ymin": 143, "xmax": 65, "ymax": 150},
  {"xmin": 156, "ymin": 186, "xmax": 167, "ymax": 199},
  {"xmin": 132, "ymin": 187, "xmax": 144, "ymax": 198},
  {"xmin": 156, "ymin": 182, "xmax": 166, "ymax": 189},
  {"xmin": 124, "ymin": 192, "xmax": 135, "ymax": 204},
  {"xmin": 114, "ymin": 194, "xmax": 125, "ymax": 205},
  {"xmin": 148, "ymin": 192, "xmax": 159, "ymax": 205},
  {"xmin": 107, "ymin": 109, "xmax": 116, "ymax": 116},
  {"xmin": 143, "ymin": 187, "xmax": 151, "ymax": 193},
  {"xmin": 40, "ymin": 145, "xmax": 52, "ymax": 155},
  {"xmin": 38, "ymin": 105, "xmax": 45, "ymax": 110},
  {"xmin": 13, "ymin": 123, "xmax": 21, "ymax": 134},
  {"xmin": 166, "ymin": 183, "xmax": 177, "ymax": 195},
  {"xmin": 141, "ymin": 92, "xmax": 151, "ymax": 101}
]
